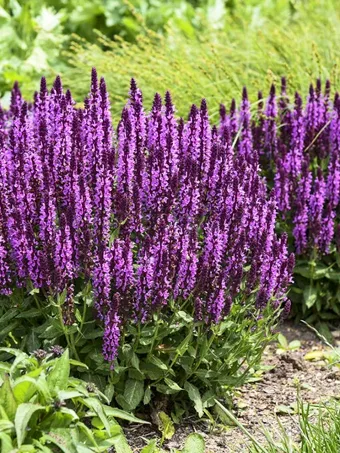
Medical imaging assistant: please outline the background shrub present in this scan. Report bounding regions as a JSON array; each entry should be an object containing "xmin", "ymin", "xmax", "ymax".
[{"xmin": 64, "ymin": 0, "xmax": 340, "ymax": 118}]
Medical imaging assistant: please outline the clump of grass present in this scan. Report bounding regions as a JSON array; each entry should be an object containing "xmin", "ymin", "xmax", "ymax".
[
  {"xmin": 216, "ymin": 398, "xmax": 340, "ymax": 453},
  {"xmin": 59, "ymin": 0, "xmax": 340, "ymax": 119}
]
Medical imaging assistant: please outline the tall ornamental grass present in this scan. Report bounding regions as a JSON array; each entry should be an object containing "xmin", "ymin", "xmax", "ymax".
[
  {"xmin": 63, "ymin": 0, "xmax": 340, "ymax": 118},
  {"xmin": 0, "ymin": 71, "xmax": 291, "ymax": 415}
]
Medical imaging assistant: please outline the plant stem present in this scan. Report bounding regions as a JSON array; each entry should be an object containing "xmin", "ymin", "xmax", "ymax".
[
  {"xmin": 148, "ymin": 316, "xmax": 160, "ymax": 357},
  {"xmin": 56, "ymin": 295, "xmax": 80, "ymax": 361},
  {"xmin": 134, "ymin": 323, "xmax": 141, "ymax": 352},
  {"xmin": 75, "ymin": 286, "xmax": 89, "ymax": 344}
]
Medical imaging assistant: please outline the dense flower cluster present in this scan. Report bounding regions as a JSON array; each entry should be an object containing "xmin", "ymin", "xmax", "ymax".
[
  {"xmin": 219, "ymin": 78, "xmax": 340, "ymax": 256},
  {"xmin": 0, "ymin": 71, "xmax": 292, "ymax": 361}
]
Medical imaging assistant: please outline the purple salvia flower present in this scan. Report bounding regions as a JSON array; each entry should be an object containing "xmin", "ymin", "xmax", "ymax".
[
  {"xmin": 238, "ymin": 88, "xmax": 253, "ymax": 161},
  {"xmin": 287, "ymin": 92, "xmax": 305, "ymax": 179},
  {"xmin": 10, "ymin": 81, "xmax": 22, "ymax": 116},
  {"xmin": 54, "ymin": 214, "xmax": 74, "ymax": 291},
  {"xmin": 292, "ymin": 159, "xmax": 312, "ymax": 254},
  {"xmin": 319, "ymin": 202, "xmax": 335, "ymax": 253},
  {"xmin": 263, "ymin": 84, "xmax": 278, "ymax": 159},
  {"xmin": 326, "ymin": 97, "xmax": 340, "ymax": 208},
  {"xmin": 309, "ymin": 168, "xmax": 326, "ymax": 248},
  {"xmin": 103, "ymin": 294, "xmax": 121, "ymax": 364},
  {"xmin": 229, "ymin": 98, "xmax": 238, "ymax": 140}
]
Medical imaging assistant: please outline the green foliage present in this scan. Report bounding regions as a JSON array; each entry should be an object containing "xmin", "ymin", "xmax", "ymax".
[
  {"xmin": 0, "ymin": 0, "xmax": 67, "ymax": 100},
  {"xmin": 0, "ymin": 347, "xmax": 148, "ymax": 452},
  {"xmin": 0, "ymin": 346, "xmax": 206, "ymax": 452},
  {"xmin": 287, "ymin": 251, "xmax": 340, "ymax": 334},
  {"xmin": 0, "ymin": 0, "xmax": 224, "ymax": 100},
  {"xmin": 278, "ymin": 214, "xmax": 340, "ymax": 324},
  {"xmin": 0, "ymin": 283, "xmax": 281, "ymax": 419},
  {"xmin": 65, "ymin": 0, "xmax": 340, "ymax": 119}
]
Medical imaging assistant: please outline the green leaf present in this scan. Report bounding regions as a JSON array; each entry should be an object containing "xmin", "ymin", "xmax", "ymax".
[
  {"xmin": 158, "ymin": 411, "xmax": 175, "ymax": 440},
  {"xmin": 26, "ymin": 330, "xmax": 41, "ymax": 352},
  {"xmin": 143, "ymin": 386, "xmax": 152, "ymax": 405},
  {"xmin": 13, "ymin": 377, "xmax": 38, "ymax": 403},
  {"xmin": 130, "ymin": 352, "xmax": 140, "ymax": 370},
  {"xmin": 277, "ymin": 333, "xmax": 288, "ymax": 349},
  {"xmin": 325, "ymin": 269, "xmax": 340, "ymax": 281},
  {"xmin": 47, "ymin": 349, "xmax": 70, "ymax": 394},
  {"xmin": 69, "ymin": 359, "xmax": 88, "ymax": 369},
  {"xmin": 109, "ymin": 431, "xmax": 133, "ymax": 453},
  {"xmin": 115, "ymin": 394, "xmax": 131, "ymax": 412},
  {"xmin": 140, "ymin": 362, "xmax": 164, "ymax": 380},
  {"xmin": 42, "ymin": 429, "xmax": 77, "ymax": 453},
  {"xmin": 102, "ymin": 405, "xmax": 150, "ymax": 424},
  {"xmin": 155, "ymin": 384, "xmax": 180, "ymax": 395},
  {"xmin": 83, "ymin": 397, "xmax": 111, "ymax": 434},
  {"xmin": 59, "ymin": 407, "xmax": 79, "ymax": 421},
  {"xmin": 128, "ymin": 368, "xmax": 145, "ymax": 381},
  {"xmin": 104, "ymin": 383, "xmax": 115, "ymax": 403},
  {"xmin": 303, "ymin": 285, "xmax": 318, "ymax": 309},
  {"xmin": 36, "ymin": 373, "xmax": 52, "ymax": 403},
  {"xmin": 317, "ymin": 322, "xmax": 333, "ymax": 343},
  {"xmin": 0, "ymin": 309, "xmax": 19, "ymax": 334},
  {"xmin": 0, "ymin": 374, "xmax": 17, "ymax": 421},
  {"xmin": 182, "ymin": 433, "xmax": 205, "ymax": 453},
  {"xmin": 77, "ymin": 421, "xmax": 99, "ymax": 449},
  {"xmin": 275, "ymin": 404, "xmax": 295, "ymax": 415},
  {"xmin": 0, "ymin": 362, "xmax": 10, "ymax": 373},
  {"xmin": 16, "ymin": 308, "xmax": 41, "ymax": 318},
  {"xmin": 164, "ymin": 378, "xmax": 183, "ymax": 392},
  {"xmin": 141, "ymin": 439, "xmax": 158, "ymax": 453},
  {"xmin": 57, "ymin": 390, "xmax": 84, "ymax": 400},
  {"xmin": 294, "ymin": 264, "xmax": 328, "ymax": 279},
  {"xmin": 0, "ymin": 348, "xmax": 28, "ymax": 358},
  {"xmin": 177, "ymin": 311, "xmax": 194, "ymax": 323},
  {"xmin": 184, "ymin": 382, "xmax": 203, "ymax": 417},
  {"xmin": 74, "ymin": 447, "xmax": 94, "ymax": 453},
  {"xmin": 148, "ymin": 355, "xmax": 167, "ymax": 371},
  {"xmin": 0, "ymin": 432, "xmax": 13, "ymax": 453},
  {"xmin": 288, "ymin": 340, "xmax": 301, "ymax": 350},
  {"xmin": 92, "ymin": 416, "xmax": 104, "ymax": 429},
  {"xmin": 0, "ymin": 419, "xmax": 14, "ymax": 431},
  {"xmin": 123, "ymin": 379, "xmax": 144, "ymax": 411},
  {"xmin": 15, "ymin": 403, "xmax": 44, "ymax": 446},
  {"xmin": 176, "ymin": 331, "xmax": 192, "ymax": 356}
]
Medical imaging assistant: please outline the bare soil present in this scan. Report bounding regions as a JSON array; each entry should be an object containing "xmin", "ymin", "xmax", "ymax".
[{"xmin": 125, "ymin": 321, "xmax": 340, "ymax": 452}]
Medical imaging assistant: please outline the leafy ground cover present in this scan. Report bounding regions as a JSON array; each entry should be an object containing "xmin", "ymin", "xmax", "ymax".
[{"xmin": 0, "ymin": 346, "xmax": 205, "ymax": 452}]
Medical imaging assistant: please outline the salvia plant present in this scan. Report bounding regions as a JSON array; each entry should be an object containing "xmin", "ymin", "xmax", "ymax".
[
  {"xmin": 0, "ymin": 70, "xmax": 292, "ymax": 416},
  {"xmin": 217, "ymin": 79, "xmax": 340, "ymax": 333}
]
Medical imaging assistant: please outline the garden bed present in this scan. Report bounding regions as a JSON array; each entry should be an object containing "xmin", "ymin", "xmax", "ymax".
[{"xmin": 126, "ymin": 321, "xmax": 340, "ymax": 452}]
